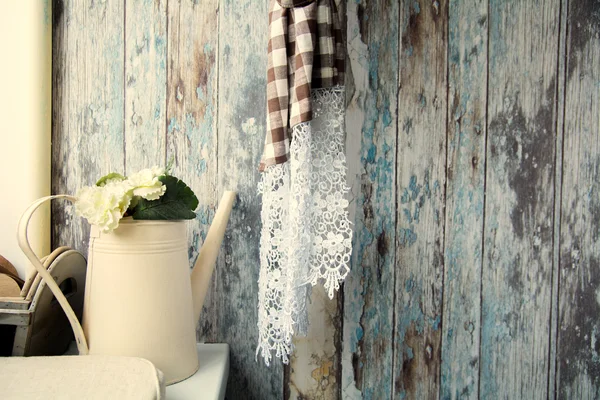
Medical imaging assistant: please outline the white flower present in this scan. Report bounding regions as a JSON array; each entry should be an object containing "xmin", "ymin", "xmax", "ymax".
[
  {"xmin": 75, "ymin": 166, "xmax": 171, "ymax": 232},
  {"xmin": 126, "ymin": 166, "xmax": 166, "ymax": 200},
  {"xmin": 75, "ymin": 180, "xmax": 133, "ymax": 233}
]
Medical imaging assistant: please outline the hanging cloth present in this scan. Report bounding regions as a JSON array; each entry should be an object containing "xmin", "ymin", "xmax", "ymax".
[{"xmin": 256, "ymin": 0, "xmax": 352, "ymax": 365}]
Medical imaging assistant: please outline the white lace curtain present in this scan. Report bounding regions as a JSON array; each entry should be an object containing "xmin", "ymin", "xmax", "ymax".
[{"xmin": 256, "ymin": 87, "xmax": 352, "ymax": 365}]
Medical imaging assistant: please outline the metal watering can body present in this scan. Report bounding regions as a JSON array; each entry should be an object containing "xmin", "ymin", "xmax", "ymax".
[{"xmin": 18, "ymin": 192, "xmax": 235, "ymax": 385}]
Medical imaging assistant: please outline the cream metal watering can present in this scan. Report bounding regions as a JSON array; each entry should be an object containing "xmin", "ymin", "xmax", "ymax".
[{"xmin": 18, "ymin": 191, "xmax": 236, "ymax": 385}]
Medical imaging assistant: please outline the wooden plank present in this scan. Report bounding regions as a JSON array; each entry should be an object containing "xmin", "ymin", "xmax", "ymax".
[
  {"xmin": 11, "ymin": 326, "xmax": 30, "ymax": 356},
  {"xmin": 216, "ymin": 1, "xmax": 282, "ymax": 398},
  {"xmin": 548, "ymin": 0, "xmax": 569, "ymax": 395},
  {"xmin": 481, "ymin": 0, "xmax": 560, "ymax": 398},
  {"xmin": 165, "ymin": 0, "xmax": 219, "ymax": 342},
  {"xmin": 288, "ymin": 288, "xmax": 341, "ymax": 399},
  {"xmin": 52, "ymin": 1, "xmax": 125, "ymax": 253},
  {"xmin": 341, "ymin": 0, "xmax": 399, "ymax": 398},
  {"xmin": 440, "ymin": 0, "xmax": 487, "ymax": 398},
  {"xmin": 0, "ymin": 309, "xmax": 31, "ymax": 326},
  {"xmin": 393, "ymin": 0, "xmax": 448, "ymax": 398},
  {"xmin": 125, "ymin": 0, "xmax": 167, "ymax": 173},
  {"xmin": 0, "ymin": 299, "xmax": 30, "ymax": 311},
  {"xmin": 557, "ymin": 0, "xmax": 600, "ymax": 398}
]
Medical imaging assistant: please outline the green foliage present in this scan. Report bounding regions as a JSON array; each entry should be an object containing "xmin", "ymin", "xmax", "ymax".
[{"xmin": 131, "ymin": 175, "xmax": 198, "ymax": 220}]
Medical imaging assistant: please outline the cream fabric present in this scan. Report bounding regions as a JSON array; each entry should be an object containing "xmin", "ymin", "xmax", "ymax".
[{"xmin": 0, "ymin": 355, "xmax": 165, "ymax": 399}]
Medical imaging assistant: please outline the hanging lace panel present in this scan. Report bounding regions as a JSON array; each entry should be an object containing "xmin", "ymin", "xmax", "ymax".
[{"xmin": 256, "ymin": 86, "xmax": 352, "ymax": 365}]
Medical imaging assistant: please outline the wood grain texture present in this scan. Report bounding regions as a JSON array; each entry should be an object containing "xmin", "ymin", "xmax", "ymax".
[
  {"xmin": 394, "ymin": 0, "xmax": 447, "ymax": 398},
  {"xmin": 548, "ymin": 0, "xmax": 569, "ymax": 395},
  {"xmin": 481, "ymin": 0, "xmax": 560, "ymax": 398},
  {"xmin": 557, "ymin": 0, "xmax": 600, "ymax": 398},
  {"xmin": 216, "ymin": 1, "xmax": 282, "ymax": 399},
  {"xmin": 52, "ymin": 0, "xmax": 125, "ymax": 253},
  {"xmin": 440, "ymin": 0, "xmax": 487, "ymax": 398},
  {"xmin": 125, "ymin": 0, "xmax": 167, "ymax": 173},
  {"xmin": 341, "ymin": 0, "xmax": 399, "ymax": 398},
  {"xmin": 0, "ymin": 310, "xmax": 31, "ymax": 326},
  {"xmin": 48, "ymin": 0, "xmax": 600, "ymax": 397},
  {"xmin": 165, "ymin": 0, "xmax": 219, "ymax": 342}
]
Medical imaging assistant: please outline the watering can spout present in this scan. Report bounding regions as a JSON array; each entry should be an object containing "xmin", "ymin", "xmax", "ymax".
[{"xmin": 190, "ymin": 191, "xmax": 236, "ymax": 325}]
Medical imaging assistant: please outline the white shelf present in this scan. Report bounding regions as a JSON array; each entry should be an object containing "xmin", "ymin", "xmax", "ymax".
[
  {"xmin": 166, "ymin": 344, "xmax": 229, "ymax": 400},
  {"xmin": 66, "ymin": 342, "xmax": 229, "ymax": 399}
]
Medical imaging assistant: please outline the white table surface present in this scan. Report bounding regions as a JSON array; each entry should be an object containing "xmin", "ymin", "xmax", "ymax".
[
  {"xmin": 66, "ymin": 342, "xmax": 229, "ymax": 399},
  {"xmin": 167, "ymin": 343, "xmax": 229, "ymax": 400}
]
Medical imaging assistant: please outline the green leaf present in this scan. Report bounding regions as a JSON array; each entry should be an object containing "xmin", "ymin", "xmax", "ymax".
[
  {"xmin": 96, "ymin": 172, "xmax": 126, "ymax": 187},
  {"xmin": 131, "ymin": 175, "xmax": 199, "ymax": 220}
]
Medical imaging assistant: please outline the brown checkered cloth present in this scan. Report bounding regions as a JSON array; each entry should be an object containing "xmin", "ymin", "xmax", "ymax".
[{"xmin": 259, "ymin": 0, "xmax": 345, "ymax": 171}]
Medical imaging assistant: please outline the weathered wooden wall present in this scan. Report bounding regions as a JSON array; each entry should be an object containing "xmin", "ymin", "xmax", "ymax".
[{"xmin": 51, "ymin": 0, "xmax": 600, "ymax": 399}]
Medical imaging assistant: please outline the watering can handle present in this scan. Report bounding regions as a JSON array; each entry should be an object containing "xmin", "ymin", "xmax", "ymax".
[{"xmin": 17, "ymin": 195, "xmax": 89, "ymax": 355}]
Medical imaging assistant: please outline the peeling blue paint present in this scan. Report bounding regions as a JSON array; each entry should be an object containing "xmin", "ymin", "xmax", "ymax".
[
  {"xmin": 366, "ymin": 144, "xmax": 377, "ymax": 163},
  {"xmin": 432, "ymin": 315, "xmax": 441, "ymax": 331},
  {"xmin": 356, "ymin": 327, "xmax": 364, "ymax": 341},
  {"xmin": 409, "ymin": 175, "xmax": 421, "ymax": 200},
  {"xmin": 418, "ymin": 93, "xmax": 427, "ymax": 107},
  {"xmin": 345, "ymin": 2, "xmax": 400, "ymax": 398},
  {"xmin": 413, "ymin": 1, "xmax": 421, "ymax": 14},
  {"xmin": 413, "ymin": 205, "xmax": 420, "ymax": 223},
  {"xmin": 403, "ymin": 208, "xmax": 413, "ymax": 223},
  {"xmin": 399, "ymin": 227, "xmax": 417, "ymax": 247},
  {"xmin": 383, "ymin": 99, "xmax": 392, "ymax": 128},
  {"xmin": 155, "ymin": 35, "xmax": 165, "ymax": 49},
  {"xmin": 168, "ymin": 117, "xmax": 180, "ymax": 133},
  {"xmin": 196, "ymin": 86, "xmax": 205, "ymax": 101}
]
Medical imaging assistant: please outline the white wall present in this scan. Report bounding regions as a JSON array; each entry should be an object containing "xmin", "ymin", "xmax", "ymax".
[{"xmin": 0, "ymin": 1, "xmax": 52, "ymax": 278}]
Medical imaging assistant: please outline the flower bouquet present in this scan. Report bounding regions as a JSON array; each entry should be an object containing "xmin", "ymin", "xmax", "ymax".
[{"xmin": 74, "ymin": 166, "xmax": 199, "ymax": 233}]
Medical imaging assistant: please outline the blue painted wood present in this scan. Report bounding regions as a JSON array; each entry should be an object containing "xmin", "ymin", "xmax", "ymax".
[
  {"xmin": 393, "ymin": 0, "xmax": 447, "ymax": 398},
  {"xmin": 51, "ymin": 0, "xmax": 125, "ymax": 253},
  {"xmin": 49, "ymin": 1, "xmax": 600, "ymax": 398},
  {"xmin": 440, "ymin": 0, "xmax": 488, "ymax": 398},
  {"xmin": 165, "ymin": 0, "xmax": 220, "ymax": 342},
  {"xmin": 341, "ymin": 0, "xmax": 399, "ymax": 398},
  {"xmin": 557, "ymin": 0, "xmax": 600, "ymax": 398},
  {"xmin": 216, "ymin": 1, "xmax": 283, "ymax": 399},
  {"xmin": 481, "ymin": 0, "xmax": 560, "ymax": 398},
  {"xmin": 125, "ymin": 0, "xmax": 167, "ymax": 173}
]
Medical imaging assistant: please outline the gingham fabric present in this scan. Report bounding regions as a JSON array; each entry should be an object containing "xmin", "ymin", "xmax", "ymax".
[{"xmin": 259, "ymin": 0, "xmax": 345, "ymax": 171}]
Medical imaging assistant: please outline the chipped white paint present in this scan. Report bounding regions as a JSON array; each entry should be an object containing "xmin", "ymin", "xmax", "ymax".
[
  {"xmin": 557, "ymin": 0, "xmax": 600, "ymax": 397},
  {"xmin": 52, "ymin": 0, "xmax": 125, "ymax": 253},
  {"xmin": 165, "ymin": 0, "xmax": 219, "ymax": 345},
  {"xmin": 341, "ymin": 3, "xmax": 367, "ymax": 398},
  {"xmin": 216, "ymin": 0, "xmax": 283, "ymax": 398},
  {"xmin": 481, "ymin": 1, "xmax": 560, "ymax": 398},
  {"xmin": 125, "ymin": 0, "xmax": 167, "ymax": 173}
]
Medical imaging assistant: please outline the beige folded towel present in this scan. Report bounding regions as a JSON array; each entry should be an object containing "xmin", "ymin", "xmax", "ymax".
[{"xmin": 0, "ymin": 355, "xmax": 165, "ymax": 399}]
